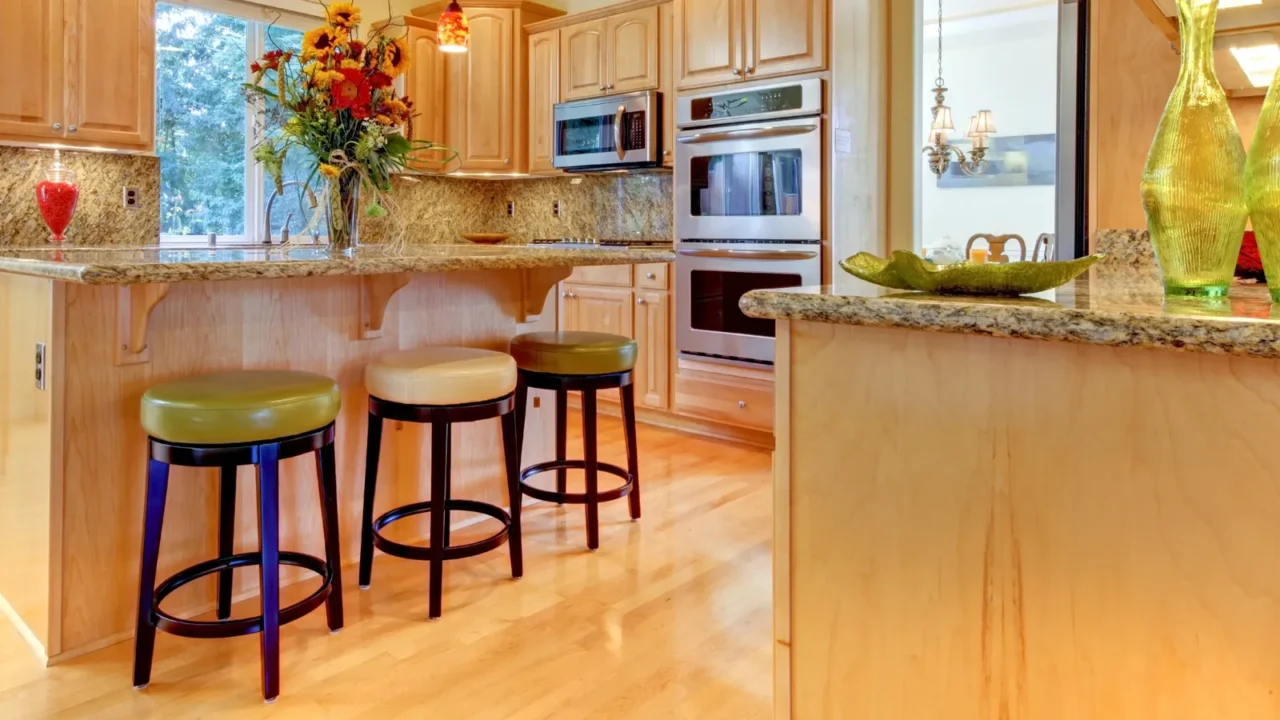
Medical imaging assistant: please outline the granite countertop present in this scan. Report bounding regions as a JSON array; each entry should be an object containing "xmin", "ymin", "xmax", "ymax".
[
  {"xmin": 741, "ymin": 266, "xmax": 1280, "ymax": 360},
  {"xmin": 0, "ymin": 244, "xmax": 676, "ymax": 284}
]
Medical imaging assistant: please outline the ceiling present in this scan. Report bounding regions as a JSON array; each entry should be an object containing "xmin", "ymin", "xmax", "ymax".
[{"xmin": 1141, "ymin": 0, "xmax": 1280, "ymax": 94}]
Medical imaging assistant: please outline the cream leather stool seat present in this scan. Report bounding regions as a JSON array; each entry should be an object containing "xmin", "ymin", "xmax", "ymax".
[{"xmin": 366, "ymin": 347, "xmax": 517, "ymax": 406}]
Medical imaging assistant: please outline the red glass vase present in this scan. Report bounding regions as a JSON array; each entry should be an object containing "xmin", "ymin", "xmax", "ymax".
[{"xmin": 35, "ymin": 159, "xmax": 79, "ymax": 244}]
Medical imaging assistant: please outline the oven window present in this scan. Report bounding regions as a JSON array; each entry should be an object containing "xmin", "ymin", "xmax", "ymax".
[
  {"xmin": 690, "ymin": 270, "xmax": 802, "ymax": 338},
  {"xmin": 690, "ymin": 150, "xmax": 803, "ymax": 216}
]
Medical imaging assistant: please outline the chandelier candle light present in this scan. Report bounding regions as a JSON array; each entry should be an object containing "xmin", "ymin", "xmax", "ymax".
[
  {"xmin": 922, "ymin": 0, "xmax": 996, "ymax": 178},
  {"xmin": 438, "ymin": 1, "xmax": 470, "ymax": 53}
]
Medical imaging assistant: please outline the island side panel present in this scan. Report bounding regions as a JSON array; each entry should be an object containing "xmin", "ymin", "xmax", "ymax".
[
  {"xmin": 0, "ymin": 275, "xmax": 54, "ymax": 654},
  {"xmin": 785, "ymin": 321, "xmax": 1280, "ymax": 719},
  {"xmin": 54, "ymin": 271, "xmax": 557, "ymax": 659}
]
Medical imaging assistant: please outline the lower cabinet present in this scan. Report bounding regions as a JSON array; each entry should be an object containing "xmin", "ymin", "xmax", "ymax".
[
  {"xmin": 633, "ymin": 289, "xmax": 669, "ymax": 410},
  {"xmin": 560, "ymin": 283, "xmax": 634, "ymax": 339}
]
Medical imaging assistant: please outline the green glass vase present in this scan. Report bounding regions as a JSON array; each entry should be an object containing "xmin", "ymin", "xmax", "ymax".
[
  {"xmin": 1141, "ymin": 0, "xmax": 1247, "ymax": 298},
  {"xmin": 1247, "ymin": 60, "xmax": 1280, "ymax": 302}
]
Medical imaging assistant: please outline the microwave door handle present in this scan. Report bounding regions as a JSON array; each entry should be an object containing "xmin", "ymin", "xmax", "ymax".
[
  {"xmin": 677, "ymin": 125, "xmax": 820, "ymax": 144},
  {"xmin": 615, "ymin": 105, "xmax": 626, "ymax": 160},
  {"xmin": 677, "ymin": 248, "xmax": 819, "ymax": 260}
]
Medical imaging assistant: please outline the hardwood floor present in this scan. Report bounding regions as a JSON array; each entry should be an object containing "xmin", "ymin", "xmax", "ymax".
[{"xmin": 0, "ymin": 415, "xmax": 773, "ymax": 719}]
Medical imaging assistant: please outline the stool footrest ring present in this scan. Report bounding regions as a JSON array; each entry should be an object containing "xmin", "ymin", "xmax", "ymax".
[
  {"xmin": 519, "ymin": 460, "xmax": 634, "ymax": 505},
  {"xmin": 151, "ymin": 551, "xmax": 332, "ymax": 639},
  {"xmin": 372, "ymin": 499, "xmax": 511, "ymax": 562}
]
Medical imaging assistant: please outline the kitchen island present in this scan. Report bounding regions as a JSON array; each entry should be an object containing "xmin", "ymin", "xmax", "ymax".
[
  {"xmin": 0, "ymin": 243, "xmax": 674, "ymax": 663},
  {"xmin": 744, "ymin": 266, "xmax": 1280, "ymax": 719}
]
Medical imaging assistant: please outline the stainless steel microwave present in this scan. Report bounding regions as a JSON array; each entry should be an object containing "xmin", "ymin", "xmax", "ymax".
[{"xmin": 553, "ymin": 91, "xmax": 662, "ymax": 171}]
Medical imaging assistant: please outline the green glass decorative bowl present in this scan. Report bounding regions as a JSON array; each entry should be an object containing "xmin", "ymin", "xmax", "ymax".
[{"xmin": 839, "ymin": 251, "xmax": 1106, "ymax": 296}]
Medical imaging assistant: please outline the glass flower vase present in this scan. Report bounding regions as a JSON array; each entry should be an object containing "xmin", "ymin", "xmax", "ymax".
[
  {"xmin": 326, "ymin": 173, "xmax": 361, "ymax": 255},
  {"xmin": 35, "ymin": 157, "xmax": 80, "ymax": 244},
  {"xmin": 1141, "ymin": 0, "xmax": 1247, "ymax": 297},
  {"xmin": 1247, "ymin": 64, "xmax": 1280, "ymax": 302}
]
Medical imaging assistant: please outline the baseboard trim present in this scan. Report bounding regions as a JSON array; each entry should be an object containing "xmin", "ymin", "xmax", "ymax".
[{"xmin": 567, "ymin": 400, "xmax": 774, "ymax": 450}]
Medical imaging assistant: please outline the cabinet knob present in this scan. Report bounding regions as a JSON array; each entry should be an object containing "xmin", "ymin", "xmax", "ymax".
[
  {"xmin": 746, "ymin": 66, "xmax": 755, "ymax": 75},
  {"xmin": 732, "ymin": 68, "xmax": 743, "ymax": 76},
  {"xmin": 561, "ymin": 292, "xmax": 569, "ymax": 298},
  {"xmin": 52, "ymin": 123, "xmax": 62, "ymax": 131},
  {"xmin": 68, "ymin": 125, "xmax": 78, "ymax": 133},
  {"xmin": 503, "ymin": 158, "xmax": 510, "ymax": 165},
  {"xmin": 599, "ymin": 85, "xmax": 607, "ymax": 91},
  {"xmin": 738, "ymin": 401, "xmax": 747, "ymax": 409},
  {"xmin": 645, "ymin": 272, "xmax": 656, "ymax": 280},
  {"xmin": 636, "ymin": 298, "xmax": 646, "ymax": 305}
]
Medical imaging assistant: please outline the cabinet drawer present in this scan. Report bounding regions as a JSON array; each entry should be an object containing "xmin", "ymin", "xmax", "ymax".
[
  {"xmin": 635, "ymin": 263, "xmax": 669, "ymax": 290},
  {"xmin": 674, "ymin": 374, "xmax": 773, "ymax": 430},
  {"xmin": 568, "ymin": 265, "xmax": 634, "ymax": 287}
]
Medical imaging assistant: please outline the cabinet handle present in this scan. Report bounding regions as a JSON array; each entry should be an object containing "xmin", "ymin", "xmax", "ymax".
[
  {"xmin": 645, "ymin": 272, "xmax": 656, "ymax": 280},
  {"xmin": 599, "ymin": 84, "xmax": 607, "ymax": 91},
  {"xmin": 636, "ymin": 298, "xmax": 646, "ymax": 305},
  {"xmin": 746, "ymin": 66, "xmax": 755, "ymax": 75},
  {"xmin": 503, "ymin": 158, "xmax": 510, "ymax": 165},
  {"xmin": 68, "ymin": 125, "xmax": 78, "ymax": 133},
  {"xmin": 731, "ymin": 68, "xmax": 743, "ymax": 76},
  {"xmin": 738, "ymin": 401, "xmax": 747, "ymax": 409},
  {"xmin": 52, "ymin": 123, "xmax": 62, "ymax": 131}
]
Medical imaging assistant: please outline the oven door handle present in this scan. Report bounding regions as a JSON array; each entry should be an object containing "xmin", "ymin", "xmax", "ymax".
[
  {"xmin": 678, "ymin": 248, "xmax": 819, "ymax": 260},
  {"xmin": 677, "ymin": 125, "xmax": 819, "ymax": 144},
  {"xmin": 614, "ymin": 104, "xmax": 626, "ymax": 160}
]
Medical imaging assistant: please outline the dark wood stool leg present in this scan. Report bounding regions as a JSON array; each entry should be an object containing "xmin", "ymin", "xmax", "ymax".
[
  {"xmin": 514, "ymin": 375, "xmax": 529, "ymax": 470},
  {"xmin": 621, "ymin": 382, "xmax": 641, "ymax": 521},
  {"xmin": 555, "ymin": 388, "xmax": 568, "ymax": 500},
  {"xmin": 256, "ymin": 443, "xmax": 281, "ymax": 702},
  {"xmin": 316, "ymin": 442, "xmax": 344, "ymax": 632},
  {"xmin": 133, "ymin": 457, "xmax": 170, "ymax": 690},
  {"xmin": 582, "ymin": 389, "xmax": 600, "ymax": 551},
  {"xmin": 216, "ymin": 465, "xmax": 236, "ymax": 620},
  {"xmin": 443, "ymin": 435, "xmax": 453, "ymax": 550},
  {"xmin": 428, "ymin": 422, "xmax": 451, "ymax": 619},
  {"xmin": 501, "ymin": 410, "xmax": 523, "ymax": 579},
  {"xmin": 359, "ymin": 412, "xmax": 383, "ymax": 589}
]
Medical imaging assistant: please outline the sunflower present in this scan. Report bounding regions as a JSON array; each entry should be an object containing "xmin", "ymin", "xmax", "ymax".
[
  {"xmin": 310, "ymin": 69, "xmax": 346, "ymax": 89},
  {"xmin": 318, "ymin": 163, "xmax": 342, "ymax": 179},
  {"xmin": 302, "ymin": 25, "xmax": 346, "ymax": 59},
  {"xmin": 382, "ymin": 37, "xmax": 410, "ymax": 77},
  {"xmin": 339, "ymin": 58, "xmax": 363, "ymax": 70},
  {"xmin": 326, "ymin": 1, "xmax": 362, "ymax": 30}
]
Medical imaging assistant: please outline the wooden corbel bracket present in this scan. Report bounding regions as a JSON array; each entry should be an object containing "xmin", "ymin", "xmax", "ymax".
[
  {"xmin": 115, "ymin": 283, "xmax": 171, "ymax": 366},
  {"xmin": 520, "ymin": 267, "xmax": 573, "ymax": 323},
  {"xmin": 360, "ymin": 272, "xmax": 414, "ymax": 339}
]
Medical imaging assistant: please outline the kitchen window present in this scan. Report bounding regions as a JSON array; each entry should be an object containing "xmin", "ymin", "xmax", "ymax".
[{"xmin": 156, "ymin": 1, "xmax": 321, "ymax": 245}]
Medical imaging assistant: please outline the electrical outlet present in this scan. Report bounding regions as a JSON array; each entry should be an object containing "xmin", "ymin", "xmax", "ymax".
[
  {"xmin": 35, "ymin": 342, "xmax": 46, "ymax": 390},
  {"xmin": 553, "ymin": 200, "xmax": 564, "ymax": 218},
  {"xmin": 507, "ymin": 201, "xmax": 516, "ymax": 217},
  {"xmin": 122, "ymin": 186, "xmax": 141, "ymax": 210}
]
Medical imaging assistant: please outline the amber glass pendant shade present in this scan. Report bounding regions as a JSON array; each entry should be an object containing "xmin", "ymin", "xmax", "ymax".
[
  {"xmin": 1141, "ymin": 0, "xmax": 1248, "ymax": 298},
  {"xmin": 438, "ymin": 1, "xmax": 469, "ymax": 53},
  {"xmin": 1246, "ymin": 61, "xmax": 1280, "ymax": 302}
]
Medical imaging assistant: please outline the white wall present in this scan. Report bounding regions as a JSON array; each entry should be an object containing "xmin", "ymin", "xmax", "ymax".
[
  {"xmin": 564, "ymin": 0, "xmax": 614, "ymax": 12},
  {"xmin": 919, "ymin": 5, "xmax": 1058, "ymax": 257}
]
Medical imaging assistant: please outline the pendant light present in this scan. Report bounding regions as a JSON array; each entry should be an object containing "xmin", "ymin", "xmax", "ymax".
[{"xmin": 438, "ymin": 1, "xmax": 470, "ymax": 54}]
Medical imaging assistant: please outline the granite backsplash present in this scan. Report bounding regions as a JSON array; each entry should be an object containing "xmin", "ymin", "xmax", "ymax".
[
  {"xmin": 0, "ymin": 144, "xmax": 672, "ymax": 247},
  {"xmin": 0, "ymin": 147, "xmax": 160, "ymax": 246}
]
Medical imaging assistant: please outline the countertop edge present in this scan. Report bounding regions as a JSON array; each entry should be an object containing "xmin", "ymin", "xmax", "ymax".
[{"xmin": 740, "ymin": 290, "xmax": 1280, "ymax": 361}]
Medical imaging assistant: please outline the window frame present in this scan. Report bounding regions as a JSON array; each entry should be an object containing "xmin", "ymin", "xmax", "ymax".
[{"xmin": 157, "ymin": 0, "xmax": 323, "ymax": 246}]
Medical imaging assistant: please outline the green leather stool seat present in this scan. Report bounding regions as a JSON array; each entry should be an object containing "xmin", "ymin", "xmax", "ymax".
[
  {"xmin": 141, "ymin": 370, "xmax": 342, "ymax": 446},
  {"xmin": 509, "ymin": 331, "xmax": 637, "ymax": 376}
]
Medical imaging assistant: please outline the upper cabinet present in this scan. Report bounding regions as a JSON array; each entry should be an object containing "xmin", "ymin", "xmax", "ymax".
[
  {"xmin": 1, "ymin": 0, "xmax": 154, "ymax": 149},
  {"xmin": 659, "ymin": 1, "xmax": 674, "ymax": 167},
  {"xmin": 560, "ymin": 6, "xmax": 659, "ymax": 101},
  {"xmin": 401, "ymin": 17, "xmax": 449, "ymax": 168},
  {"xmin": 675, "ymin": 0, "xmax": 824, "ymax": 90},
  {"xmin": 528, "ymin": 28, "xmax": 560, "ymax": 173}
]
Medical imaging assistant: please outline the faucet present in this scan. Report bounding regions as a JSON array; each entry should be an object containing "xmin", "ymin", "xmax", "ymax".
[{"xmin": 264, "ymin": 181, "xmax": 318, "ymax": 245}]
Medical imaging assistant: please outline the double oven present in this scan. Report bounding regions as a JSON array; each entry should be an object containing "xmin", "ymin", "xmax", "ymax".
[{"xmin": 675, "ymin": 78, "xmax": 824, "ymax": 365}]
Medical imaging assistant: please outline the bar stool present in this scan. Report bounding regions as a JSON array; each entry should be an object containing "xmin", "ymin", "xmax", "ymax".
[
  {"xmin": 132, "ymin": 370, "xmax": 344, "ymax": 702},
  {"xmin": 358, "ymin": 347, "xmax": 522, "ymax": 620},
  {"xmin": 509, "ymin": 331, "xmax": 640, "ymax": 551}
]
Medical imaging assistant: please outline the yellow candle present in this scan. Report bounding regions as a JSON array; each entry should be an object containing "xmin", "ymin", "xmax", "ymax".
[{"xmin": 969, "ymin": 247, "xmax": 989, "ymax": 264}]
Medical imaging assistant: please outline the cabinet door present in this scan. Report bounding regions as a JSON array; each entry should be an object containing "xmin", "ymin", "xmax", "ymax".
[
  {"xmin": 563, "ymin": 284, "xmax": 634, "ymax": 338},
  {"xmin": 659, "ymin": 1, "xmax": 674, "ymax": 167},
  {"xmin": 633, "ymin": 290, "xmax": 669, "ymax": 410},
  {"xmin": 528, "ymin": 29, "xmax": 560, "ymax": 174},
  {"xmin": 675, "ymin": 0, "xmax": 743, "ymax": 90},
  {"xmin": 561, "ymin": 19, "xmax": 607, "ymax": 101},
  {"xmin": 0, "ymin": 0, "xmax": 64, "ymax": 143},
  {"xmin": 744, "ymin": 0, "xmax": 825, "ymax": 80},
  {"xmin": 406, "ymin": 22, "xmax": 450, "ymax": 170},
  {"xmin": 606, "ymin": 6, "xmax": 659, "ymax": 95},
  {"xmin": 446, "ymin": 8, "xmax": 515, "ymax": 171},
  {"xmin": 65, "ymin": 0, "xmax": 155, "ymax": 148}
]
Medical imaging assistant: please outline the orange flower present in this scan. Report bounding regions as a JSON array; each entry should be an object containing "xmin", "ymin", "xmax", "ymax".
[
  {"xmin": 302, "ymin": 26, "xmax": 346, "ymax": 59},
  {"xmin": 330, "ymin": 67, "xmax": 371, "ymax": 111}
]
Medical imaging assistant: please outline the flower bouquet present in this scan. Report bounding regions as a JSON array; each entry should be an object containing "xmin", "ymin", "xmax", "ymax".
[{"xmin": 245, "ymin": 1, "xmax": 450, "ymax": 252}]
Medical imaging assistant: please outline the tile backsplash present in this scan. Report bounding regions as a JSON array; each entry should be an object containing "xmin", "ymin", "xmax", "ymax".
[
  {"xmin": 0, "ymin": 147, "xmax": 161, "ymax": 246},
  {"xmin": 0, "ymin": 144, "xmax": 672, "ymax": 247}
]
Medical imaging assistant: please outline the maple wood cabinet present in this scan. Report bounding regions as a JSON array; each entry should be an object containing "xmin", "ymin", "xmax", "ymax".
[
  {"xmin": 527, "ymin": 28, "xmax": 560, "ymax": 174},
  {"xmin": 1, "ymin": 0, "xmax": 154, "ymax": 149},
  {"xmin": 675, "ymin": 0, "xmax": 825, "ymax": 90},
  {"xmin": 560, "ymin": 6, "xmax": 660, "ymax": 101},
  {"xmin": 400, "ymin": 17, "xmax": 450, "ymax": 168}
]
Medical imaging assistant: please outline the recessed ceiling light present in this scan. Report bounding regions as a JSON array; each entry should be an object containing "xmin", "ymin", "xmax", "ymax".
[{"xmin": 1231, "ymin": 43, "xmax": 1280, "ymax": 87}]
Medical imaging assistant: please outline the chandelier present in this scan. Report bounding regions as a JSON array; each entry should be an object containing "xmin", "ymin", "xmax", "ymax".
[{"xmin": 921, "ymin": 0, "xmax": 996, "ymax": 178}]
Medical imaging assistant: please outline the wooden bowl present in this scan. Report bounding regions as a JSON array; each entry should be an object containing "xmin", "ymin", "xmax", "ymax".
[{"xmin": 461, "ymin": 233, "xmax": 509, "ymax": 245}]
